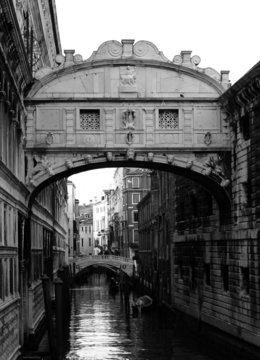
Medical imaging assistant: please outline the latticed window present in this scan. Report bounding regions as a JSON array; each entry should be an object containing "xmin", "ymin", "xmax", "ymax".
[
  {"xmin": 159, "ymin": 109, "xmax": 179, "ymax": 129},
  {"xmin": 80, "ymin": 110, "xmax": 100, "ymax": 130}
]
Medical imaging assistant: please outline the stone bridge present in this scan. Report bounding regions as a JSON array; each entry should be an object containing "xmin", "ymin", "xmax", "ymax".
[
  {"xmin": 74, "ymin": 255, "xmax": 135, "ymax": 277},
  {"xmin": 24, "ymin": 39, "xmax": 231, "ymax": 212}
]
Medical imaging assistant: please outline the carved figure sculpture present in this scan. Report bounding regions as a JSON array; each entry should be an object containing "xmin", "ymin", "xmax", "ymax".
[{"xmin": 123, "ymin": 109, "xmax": 135, "ymax": 130}]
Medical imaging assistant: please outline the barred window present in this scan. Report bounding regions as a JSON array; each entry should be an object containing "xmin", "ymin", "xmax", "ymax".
[
  {"xmin": 80, "ymin": 110, "xmax": 100, "ymax": 130},
  {"xmin": 159, "ymin": 109, "xmax": 178, "ymax": 129}
]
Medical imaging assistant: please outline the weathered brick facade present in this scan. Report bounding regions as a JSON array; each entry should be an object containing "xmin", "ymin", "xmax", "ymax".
[{"xmin": 137, "ymin": 63, "xmax": 260, "ymax": 350}]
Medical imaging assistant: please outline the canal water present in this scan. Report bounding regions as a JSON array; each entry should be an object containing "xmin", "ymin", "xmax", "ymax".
[{"xmin": 64, "ymin": 274, "xmax": 246, "ymax": 360}]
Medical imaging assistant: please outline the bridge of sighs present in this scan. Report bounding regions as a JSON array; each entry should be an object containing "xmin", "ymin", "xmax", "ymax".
[{"xmin": 25, "ymin": 39, "xmax": 231, "ymax": 213}]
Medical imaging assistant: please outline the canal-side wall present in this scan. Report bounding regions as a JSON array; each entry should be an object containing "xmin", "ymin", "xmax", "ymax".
[{"xmin": 137, "ymin": 62, "xmax": 260, "ymax": 350}]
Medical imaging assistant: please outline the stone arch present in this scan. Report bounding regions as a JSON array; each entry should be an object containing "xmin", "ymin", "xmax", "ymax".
[
  {"xmin": 75, "ymin": 260, "xmax": 133, "ymax": 277},
  {"xmin": 26, "ymin": 154, "xmax": 231, "ymax": 222}
]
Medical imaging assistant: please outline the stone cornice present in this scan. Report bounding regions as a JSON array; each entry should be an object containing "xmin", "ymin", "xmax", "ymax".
[{"xmin": 0, "ymin": 160, "xmax": 29, "ymax": 200}]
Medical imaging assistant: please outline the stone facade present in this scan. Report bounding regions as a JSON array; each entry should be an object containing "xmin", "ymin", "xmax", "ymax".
[
  {"xmin": 0, "ymin": 1, "xmax": 68, "ymax": 359},
  {"xmin": 24, "ymin": 40, "xmax": 230, "ymax": 209},
  {"xmin": 109, "ymin": 168, "xmax": 151, "ymax": 257},
  {"xmin": 78, "ymin": 203, "xmax": 94, "ymax": 256},
  {"xmin": 137, "ymin": 59, "xmax": 260, "ymax": 350}
]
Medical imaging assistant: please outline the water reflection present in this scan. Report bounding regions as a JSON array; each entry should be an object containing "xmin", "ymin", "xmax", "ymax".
[{"xmin": 65, "ymin": 274, "xmax": 228, "ymax": 360}]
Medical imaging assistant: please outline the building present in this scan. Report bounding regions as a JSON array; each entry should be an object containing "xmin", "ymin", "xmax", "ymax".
[
  {"xmin": 78, "ymin": 203, "xmax": 94, "ymax": 255},
  {"xmin": 109, "ymin": 168, "xmax": 151, "ymax": 258},
  {"xmin": 67, "ymin": 180, "xmax": 77, "ymax": 258},
  {"xmin": 137, "ymin": 61, "xmax": 260, "ymax": 352},
  {"xmin": 0, "ymin": 1, "xmax": 66, "ymax": 358},
  {"xmin": 93, "ymin": 192, "xmax": 110, "ymax": 251}
]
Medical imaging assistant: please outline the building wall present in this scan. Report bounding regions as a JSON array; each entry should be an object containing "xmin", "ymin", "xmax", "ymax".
[
  {"xmin": 0, "ymin": 1, "xmax": 64, "ymax": 358},
  {"xmin": 93, "ymin": 193, "xmax": 110, "ymax": 250},
  {"xmin": 78, "ymin": 203, "xmax": 94, "ymax": 255},
  {"xmin": 67, "ymin": 181, "xmax": 76, "ymax": 258},
  {"xmin": 137, "ymin": 76, "xmax": 260, "ymax": 350},
  {"xmin": 109, "ymin": 168, "xmax": 151, "ymax": 257}
]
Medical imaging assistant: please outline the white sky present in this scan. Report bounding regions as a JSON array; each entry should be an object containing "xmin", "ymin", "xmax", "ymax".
[{"xmin": 55, "ymin": 0, "xmax": 259, "ymax": 204}]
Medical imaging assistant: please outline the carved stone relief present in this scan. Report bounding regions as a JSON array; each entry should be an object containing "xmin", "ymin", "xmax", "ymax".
[{"xmin": 119, "ymin": 66, "xmax": 137, "ymax": 92}]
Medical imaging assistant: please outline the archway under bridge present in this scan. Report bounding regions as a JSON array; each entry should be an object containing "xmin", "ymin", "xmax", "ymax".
[
  {"xmin": 74, "ymin": 255, "xmax": 135, "ymax": 278},
  {"xmin": 24, "ymin": 39, "xmax": 231, "ymax": 212}
]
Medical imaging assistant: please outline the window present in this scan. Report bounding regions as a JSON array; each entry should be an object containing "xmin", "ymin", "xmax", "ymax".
[
  {"xmin": 9, "ymin": 258, "xmax": 13, "ymax": 295},
  {"xmin": 89, "ymin": 238, "xmax": 91, "ymax": 247},
  {"xmin": 132, "ymin": 193, "xmax": 140, "ymax": 204},
  {"xmin": 81, "ymin": 238, "xmax": 83, "ymax": 247},
  {"xmin": 132, "ymin": 177, "xmax": 139, "ymax": 188},
  {"xmin": 241, "ymin": 267, "xmax": 249, "ymax": 295},
  {"xmin": 4, "ymin": 204, "xmax": 7, "ymax": 245},
  {"xmin": 178, "ymin": 260, "xmax": 184, "ymax": 280},
  {"xmin": 204, "ymin": 263, "xmax": 211, "ymax": 286},
  {"xmin": 133, "ymin": 229, "xmax": 139, "ymax": 243},
  {"xmin": 240, "ymin": 114, "xmax": 250, "ymax": 140},
  {"xmin": 222, "ymin": 264, "xmax": 229, "ymax": 291},
  {"xmin": 0, "ymin": 259, "xmax": 4, "ymax": 300},
  {"xmin": 80, "ymin": 109, "xmax": 100, "ymax": 130},
  {"xmin": 159, "ymin": 109, "xmax": 179, "ymax": 129},
  {"xmin": 0, "ymin": 201, "xmax": 2, "ymax": 244},
  {"xmin": 133, "ymin": 211, "xmax": 138, "ymax": 222},
  {"xmin": 190, "ymin": 261, "xmax": 196, "ymax": 290}
]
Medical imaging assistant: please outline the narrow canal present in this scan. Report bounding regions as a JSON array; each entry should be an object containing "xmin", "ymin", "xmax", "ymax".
[{"xmin": 64, "ymin": 273, "xmax": 251, "ymax": 360}]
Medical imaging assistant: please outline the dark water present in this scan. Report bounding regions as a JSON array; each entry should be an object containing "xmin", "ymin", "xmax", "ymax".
[{"xmin": 64, "ymin": 274, "xmax": 234, "ymax": 360}]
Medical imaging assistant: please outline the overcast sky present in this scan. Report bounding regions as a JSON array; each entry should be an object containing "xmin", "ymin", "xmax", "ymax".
[{"xmin": 55, "ymin": 0, "xmax": 259, "ymax": 203}]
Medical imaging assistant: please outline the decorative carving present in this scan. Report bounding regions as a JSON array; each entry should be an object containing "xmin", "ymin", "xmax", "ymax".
[
  {"xmin": 106, "ymin": 152, "xmax": 113, "ymax": 161},
  {"xmin": 74, "ymin": 54, "xmax": 83, "ymax": 64},
  {"xmin": 204, "ymin": 132, "xmax": 212, "ymax": 145},
  {"xmin": 45, "ymin": 132, "xmax": 54, "ymax": 145},
  {"xmin": 126, "ymin": 149, "xmax": 135, "ymax": 160},
  {"xmin": 65, "ymin": 160, "xmax": 74, "ymax": 169},
  {"xmin": 120, "ymin": 66, "xmax": 136, "ymax": 87},
  {"xmin": 203, "ymin": 154, "xmax": 230, "ymax": 187},
  {"xmin": 119, "ymin": 66, "xmax": 137, "ymax": 93},
  {"xmin": 123, "ymin": 109, "xmax": 135, "ymax": 130},
  {"xmin": 84, "ymin": 154, "xmax": 93, "ymax": 163},
  {"xmin": 173, "ymin": 55, "xmax": 182, "ymax": 65},
  {"xmin": 147, "ymin": 152, "xmax": 154, "ymax": 162},
  {"xmin": 204, "ymin": 156, "xmax": 225, "ymax": 178},
  {"xmin": 220, "ymin": 179, "xmax": 230, "ymax": 188},
  {"xmin": 191, "ymin": 55, "xmax": 201, "ymax": 66},
  {"xmin": 126, "ymin": 131, "xmax": 134, "ymax": 145},
  {"xmin": 30, "ymin": 155, "xmax": 54, "ymax": 178},
  {"xmin": 204, "ymin": 67, "xmax": 221, "ymax": 81},
  {"xmin": 55, "ymin": 54, "xmax": 65, "ymax": 65},
  {"xmin": 186, "ymin": 160, "xmax": 193, "ymax": 169},
  {"xmin": 108, "ymin": 42, "xmax": 123, "ymax": 57},
  {"xmin": 167, "ymin": 154, "xmax": 175, "ymax": 164},
  {"xmin": 134, "ymin": 42, "xmax": 149, "ymax": 57},
  {"xmin": 34, "ymin": 67, "xmax": 53, "ymax": 80}
]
